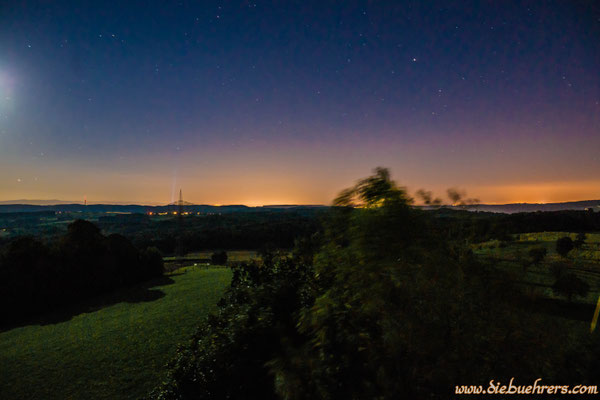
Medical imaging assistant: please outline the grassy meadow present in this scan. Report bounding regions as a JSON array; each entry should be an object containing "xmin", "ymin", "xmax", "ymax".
[
  {"xmin": 163, "ymin": 249, "xmax": 258, "ymax": 263},
  {"xmin": 0, "ymin": 266, "xmax": 231, "ymax": 400},
  {"xmin": 473, "ymin": 232, "xmax": 600, "ymax": 304}
]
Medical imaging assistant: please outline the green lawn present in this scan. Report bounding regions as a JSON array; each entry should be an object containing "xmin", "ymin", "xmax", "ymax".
[{"xmin": 0, "ymin": 267, "xmax": 232, "ymax": 400}]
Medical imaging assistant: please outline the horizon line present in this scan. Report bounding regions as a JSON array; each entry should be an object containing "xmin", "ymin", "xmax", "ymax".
[{"xmin": 1, "ymin": 199, "xmax": 599, "ymax": 207}]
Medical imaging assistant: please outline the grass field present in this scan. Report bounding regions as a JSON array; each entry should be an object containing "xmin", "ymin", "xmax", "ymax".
[
  {"xmin": 163, "ymin": 250, "xmax": 258, "ymax": 262},
  {"xmin": 0, "ymin": 266, "xmax": 232, "ymax": 400}
]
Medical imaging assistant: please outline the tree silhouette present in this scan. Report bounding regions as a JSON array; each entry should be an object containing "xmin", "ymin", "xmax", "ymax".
[
  {"xmin": 415, "ymin": 189, "xmax": 442, "ymax": 207},
  {"xmin": 446, "ymin": 187, "xmax": 480, "ymax": 208},
  {"xmin": 556, "ymin": 236, "xmax": 574, "ymax": 258}
]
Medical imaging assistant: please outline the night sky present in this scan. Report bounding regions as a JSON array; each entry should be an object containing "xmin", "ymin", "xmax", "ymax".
[{"xmin": 1, "ymin": 1, "xmax": 599, "ymax": 205}]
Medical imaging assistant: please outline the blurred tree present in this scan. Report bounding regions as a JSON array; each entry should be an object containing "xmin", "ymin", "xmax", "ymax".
[
  {"xmin": 415, "ymin": 189, "xmax": 442, "ymax": 207},
  {"xmin": 150, "ymin": 168, "xmax": 581, "ymax": 400},
  {"xmin": 446, "ymin": 188, "xmax": 479, "ymax": 208},
  {"xmin": 270, "ymin": 168, "xmax": 563, "ymax": 400}
]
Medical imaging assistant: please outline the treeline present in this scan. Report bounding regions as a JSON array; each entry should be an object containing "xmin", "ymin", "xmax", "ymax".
[
  {"xmin": 0, "ymin": 220, "xmax": 163, "ymax": 326},
  {"xmin": 430, "ymin": 208, "xmax": 600, "ymax": 243},
  {"xmin": 3, "ymin": 207, "xmax": 598, "ymax": 254},
  {"xmin": 150, "ymin": 168, "xmax": 600, "ymax": 400},
  {"xmin": 99, "ymin": 212, "xmax": 324, "ymax": 255}
]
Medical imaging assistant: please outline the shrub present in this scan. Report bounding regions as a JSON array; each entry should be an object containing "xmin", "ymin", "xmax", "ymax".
[
  {"xmin": 210, "ymin": 250, "xmax": 228, "ymax": 265},
  {"xmin": 556, "ymin": 236, "xmax": 574, "ymax": 258},
  {"xmin": 528, "ymin": 246, "xmax": 547, "ymax": 266},
  {"xmin": 552, "ymin": 273, "xmax": 589, "ymax": 302},
  {"xmin": 574, "ymin": 232, "xmax": 586, "ymax": 249},
  {"xmin": 151, "ymin": 256, "xmax": 313, "ymax": 400}
]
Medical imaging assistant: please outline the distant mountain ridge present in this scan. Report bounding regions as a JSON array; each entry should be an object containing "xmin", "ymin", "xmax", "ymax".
[
  {"xmin": 462, "ymin": 200, "xmax": 600, "ymax": 214},
  {"xmin": 0, "ymin": 202, "xmax": 328, "ymax": 214},
  {"xmin": 0, "ymin": 199, "xmax": 163, "ymax": 206},
  {"xmin": 0, "ymin": 200, "xmax": 598, "ymax": 214},
  {"xmin": 0, "ymin": 199, "xmax": 79, "ymax": 205}
]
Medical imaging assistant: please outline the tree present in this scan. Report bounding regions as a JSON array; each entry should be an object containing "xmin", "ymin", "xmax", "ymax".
[
  {"xmin": 211, "ymin": 250, "xmax": 228, "ymax": 265},
  {"xmin": 152, "ymin": 256, "xmax": 313, "ymax": 400},
  {"xmin": 446, "ymin": 187, "xmax": 479, "ymax": 209},
  {"xmin": 415, "ymin": 189, "xmax": 442, "ymax": 207},
  {"xmin": 552, "ymin": 273, "xmax": 589, "ymax": 302},
  {"xmin": 142, "ymin": 247, "xmax": 165, "ymax": 278},
  {"xmin": 270, "ymin": 168, "xmax": 563, "ymax": 400},
  {"xmin": 574, "ymin": 232, "xmax": 586, "ymax": 249},
  {"xmin": 0, "ymin": 219, "xmax": 165, "ymax": 326},
  {"xmin": 528, "ymin": 246, "xmax": 547, "ymax": 267},
  {"xmin": 556, "ymin": 236, "xmax": 574, "ymax": 258}
]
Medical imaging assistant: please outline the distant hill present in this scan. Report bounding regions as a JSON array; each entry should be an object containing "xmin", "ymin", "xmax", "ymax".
[
  {"xmin": 0, "ymin": 202, "xmax": 329, "ymax": 214},
  {"xmin": 0, "ymin": 199, "xmax": 79, "ymax": 205},
  {"xmin": 462, "ymin": 200, "xmax": 600, "ymax": 214},
  {"xmin": 0, "ymin": 200, "xmax": 597, "ymax": 214}
]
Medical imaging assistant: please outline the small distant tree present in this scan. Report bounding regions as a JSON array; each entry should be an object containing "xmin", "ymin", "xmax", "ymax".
[
  {"xmin": 528, "ymin": 247, "xmax": 547, "ymax": 266},
  {"xmin": 143, "ymin": 247, "xmax": 165, "ymax": 277},
  {"xmin": 556, "ymin": 236, "xmax": 574, "ymax": 258},
  {"xmin": 552, "ymin": 273, "xmax": 589, "ymax": 302},
  {"xmin": 447, "ymin": 188, "xmax": 463, "ymax": 205},
  {"xmin": 258, "ymin": 243, "xmax": 276, "ymax": 267},
  {"xmin": 415, "ymin": 189, "xmax": 442, "ymax": 207},
  {"xmin": 211, "ymin": 250, "xmax": 228, "ymax": 266},
  {"xmin": 574, "ymin": 232, "xmax": 586, "ymax": 249},
  {"xmin": 292, "ymin": 233, "xmax": 321, "ymax": 265},
  {"xmin": 446, "ymin": 187, "xmax": 479, "ymax": 209}
]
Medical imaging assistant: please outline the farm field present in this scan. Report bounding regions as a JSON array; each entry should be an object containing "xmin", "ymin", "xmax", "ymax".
[
  {"xmin": 473, "ymin": 232, "xmax": 600, "ymax": 303},
  {"xmin": 163, "ymin": 250, "xmax": 259, "ymax": 272},
  {"xmin": 0, "ymin": 266, "xmax": 232, "ymax": 400},
  {"xmin": 163, "ymin": 249, "xmax": 258, "ymax": 263}
]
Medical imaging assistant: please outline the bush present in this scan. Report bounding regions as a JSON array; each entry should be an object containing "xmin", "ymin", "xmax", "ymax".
[
  {"xmin": 552, "ymin": 273, "xmax": 589, "ymax": 302},
  {"xmin": 528, "ymin": 246, "xmax": 547, "ymax": 266},
  {"xmin": 210, "ymin": 250, "xmax": 228, "ymax": 265},
  {"xmin": 556, "ymin": 236, "xmax": 574, "ymax": 258},
  {"xmin": 143, "ymin": 247, "xmax": 165, "ymax": 277},
  {"xmin": 151, "ymin": 256, "xmax": 313, "ymax": 400},
  {"xmin": 574, "ymin": 232, "xmax": 586, "ymax": 249}
]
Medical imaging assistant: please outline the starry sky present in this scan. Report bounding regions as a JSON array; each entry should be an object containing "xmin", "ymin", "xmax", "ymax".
[{"xmin": 1, "ymin": 1, "xmax": 599, "ymax": 206}]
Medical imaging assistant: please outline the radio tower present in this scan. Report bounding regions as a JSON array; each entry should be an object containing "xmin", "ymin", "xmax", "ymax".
[
  {"xmin": 177, "ymin": 189, "xmax": 184, "ymax": 261},
  {"xmin": 178, "ymin": 189, "xmax": 184, "ymax": 217},
  {"xmin": 167, "ymin": 189, "xmax": 193, "ymax": 263}
]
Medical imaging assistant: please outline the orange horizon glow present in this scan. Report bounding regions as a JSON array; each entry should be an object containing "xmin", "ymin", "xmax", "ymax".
[{"xmin": 1, "ymin": 179, "xmax": 599, "ymax": 207}]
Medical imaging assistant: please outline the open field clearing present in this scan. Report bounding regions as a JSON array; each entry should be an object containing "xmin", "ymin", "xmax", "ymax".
[
  {"xmin": 0, "ymin": 267, "xmax": 231, "ymax": 400},
  {"xmin": 473, "ymin": 232, "xmax": 600, "ymax": 303}
]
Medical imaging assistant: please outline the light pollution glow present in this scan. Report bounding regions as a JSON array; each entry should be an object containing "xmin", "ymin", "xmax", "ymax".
[{"xmin": 0, "ymin": 2, "xmax": 598, "ymax": 206}]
